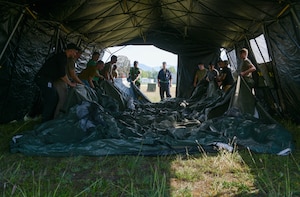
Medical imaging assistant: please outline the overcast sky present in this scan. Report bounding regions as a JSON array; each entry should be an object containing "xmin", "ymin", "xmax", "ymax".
[{"xmin": 102, "ymin": 45, "xmax": 178, "ymax": 67}]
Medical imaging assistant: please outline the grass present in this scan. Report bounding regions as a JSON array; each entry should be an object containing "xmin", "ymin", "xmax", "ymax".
[
  {"xmin": 140, "ymin": 83, "xmax": 176, "ymax": 103},
  {"xmin": 0, "ymin": 85, "xmax": 300, "ymax": 196},
  {"xmin": 1, "ymin": 120, "xmax": 299, "ymax": 196}
]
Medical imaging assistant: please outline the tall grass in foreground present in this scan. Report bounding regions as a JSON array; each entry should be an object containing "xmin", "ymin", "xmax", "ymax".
[{"xmin": 1, "ymin": 119, "xmax": 300, "ymax": 196}]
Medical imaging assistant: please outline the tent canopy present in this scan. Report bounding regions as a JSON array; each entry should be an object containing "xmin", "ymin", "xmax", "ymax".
[
  {"xmin": 28, "ymin": 0, "xmax": 289, "ymax": 52},
  {"xmin": 0, "ymin": 0, "xmax": 300, "ymax": 123}
]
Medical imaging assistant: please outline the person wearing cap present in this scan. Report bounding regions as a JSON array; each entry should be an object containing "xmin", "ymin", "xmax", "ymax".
[
  {"xmin": 157, "ymin": 61, "xmax": 172, "ymax": 101},
  {"xmin": 53, "ymin": 49, "xmax": 85, "ymax": 118},
  {"xmin": 35, "ymin": 43, "xmax": 78, "ymax": 122},
  {"xmin": 218, "ymin": 60, "xmax": 234, "ymax": 92}
]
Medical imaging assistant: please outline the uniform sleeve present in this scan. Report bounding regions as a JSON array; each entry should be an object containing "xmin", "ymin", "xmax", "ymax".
[{"xmin": 157, "ymin": 70, "xmax": 161, "ymax": 79}]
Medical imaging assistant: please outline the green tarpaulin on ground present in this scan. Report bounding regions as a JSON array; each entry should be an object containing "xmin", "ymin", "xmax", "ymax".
[{"xmin": 10, "ymin": 78, "xmax": 294, "ymax": 156}]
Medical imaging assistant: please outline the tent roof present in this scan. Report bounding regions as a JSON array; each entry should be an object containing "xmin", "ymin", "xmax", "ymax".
[{"xmin": 20, "ymin": 0, "xmax": 291, "ymax": 53}]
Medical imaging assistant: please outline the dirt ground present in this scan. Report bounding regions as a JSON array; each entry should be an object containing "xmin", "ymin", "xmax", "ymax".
[{"xmin": 140, "ymin": 83, "xmax": 176, "ymax": 103}]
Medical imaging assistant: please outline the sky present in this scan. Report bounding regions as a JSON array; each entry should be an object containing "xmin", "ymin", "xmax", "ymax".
[{"xmin": 102, "ymin": 45, "xmax": 178, "ymax": 67}]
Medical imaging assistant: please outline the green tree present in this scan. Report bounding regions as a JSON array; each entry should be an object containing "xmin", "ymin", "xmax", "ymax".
[
  {"xmin": 168, "ymin": 66, "xmax": 176, "ymax": 74},
  {"xmin": 151, "ymin": 70, "xmax": 158, "ymax": 82},
  {"xmin": 141, "ymin": 70, "xmax": 151, "ymax": 78}
]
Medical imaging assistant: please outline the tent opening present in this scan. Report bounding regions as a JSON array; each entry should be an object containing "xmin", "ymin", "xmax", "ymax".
[{"xmin": 102, "ymin": 45, "xmax": 178, "ymax": 102}]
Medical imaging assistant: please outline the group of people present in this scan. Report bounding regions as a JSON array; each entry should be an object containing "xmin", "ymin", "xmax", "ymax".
[
  {"xmin": 35, "ymin": 43, "xmax": 254, "ymax": 122},
  {"xmin": 193, "ymin": 48, "xmax": 256, "ymax": 97},
  {"xmin": 193, "ymin": 60, "xmax": 233, "ymax": 97},
  {"xmin": 78, "ymin": 53, "xmax": 118, "ymax": 89},
  {"xmin": 35, "ymin": 43, "xmax": 119, "ymax": 122},
  {"xmin": 129, "ymin": 60, "xmax": 173, "ymax": 101}
]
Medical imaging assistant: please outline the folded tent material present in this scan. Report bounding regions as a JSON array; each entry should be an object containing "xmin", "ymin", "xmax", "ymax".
[{"xmin": 10, "ymin": 78, "xmax": 294, "ymax": 156}]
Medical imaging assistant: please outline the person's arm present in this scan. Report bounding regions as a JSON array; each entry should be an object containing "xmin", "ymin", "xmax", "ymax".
[
  {"xmin": 60, "ymin": 75, "xmax": 76, "ymax": 87},
  {"xmin": 109, "ymin": 65, "xmax": 114, "ymax": 82},
  {"xmin": 240, "ymin": 61, "xmax": 256, "ymax": 76},
  {"xmin": 110, "ymin": 73, "xmax": 114, "ymax": 82},
  {"xmin": 157, "ymin": 72, "xmax": 160, "ymax": 87},
  {"xmin": 169, "ymin": 71, "xmax": 172, "ymax": 87},
  {"xmin": 193, "ymin": 73, "xmax": 198, "ymax": 87},
  {"xmin": 133, "ymin": 70, "xmax": 141, "ymax": 83},
  {"xmin": 97, "ymin": 73, "xmax": 105, "ymax": 79},
  {"xmin": 57, "ymin": 55, "xmax": 75, "ymax": 87},
  {"xmin": 219, "ymin": 73, "xmax": 226, "ymax": 81},
  {"xmin": 88, "ymin": 76, "xmax": 95, "ymax": 89},
  {"xmin": 95, "ymin": 70, "xmax": 104, "ymax": 79},
  {"xmin": 69, "ymin": 69, "xmax": 84, "ymax": 84}
]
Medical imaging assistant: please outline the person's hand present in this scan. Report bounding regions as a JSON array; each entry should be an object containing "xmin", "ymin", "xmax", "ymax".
[
  {"xmin": 69, "ymin": 82, "xmax": 76, "ymax": 87},
  {"xmin": 240, "ymin": 71, "xmax": 245, "ymax": 76},
  {"xmin": 170, "ymin": 83, "xmax": 172, "ymax": 87}
]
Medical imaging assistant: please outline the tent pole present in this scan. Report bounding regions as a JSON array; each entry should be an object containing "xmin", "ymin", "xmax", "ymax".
[
  {"xmin": 290, "ymin": 5, "xmax": 300, "ymax": 30},
  {"xmin": 0, "ymin": 8, "xmax": 25, "ymax": 61},
  {"xmin": 55, "ymin": 26, "xmax": 61, "ymax": 54}
]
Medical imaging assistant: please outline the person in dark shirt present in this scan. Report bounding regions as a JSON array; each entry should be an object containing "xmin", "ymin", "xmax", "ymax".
[
  {"xmin": 53, "ymin": 49, "xmax": 84, "ymax": 118},
  {"xmin": 218, "ymin": 60, "xmax": 234, "ymax": 92},
  {"xmin": 35, "ymin": 43, "xmax": 79, "ymax": 122},
  {"xmin": 157, "ymin": 61, "xmax": 172, "ymax": 101},
  {"xmin": 206, "ymin": 63, "xmax": 219, "ymax": 97}
]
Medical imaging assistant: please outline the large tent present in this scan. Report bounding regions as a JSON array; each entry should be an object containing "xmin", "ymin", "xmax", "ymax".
[{"xmin": 0, "ymin": 0, "xmax": 299, "ymax": 123}]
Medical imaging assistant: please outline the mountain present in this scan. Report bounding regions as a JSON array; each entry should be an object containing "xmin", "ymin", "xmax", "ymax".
[
  {"xmin": 138, "ymin": 63, "xmax": 177, "ymax": 72},
  {"xmin": 138, "ymin": 63, "xmax": 159, "ymax": 71}
]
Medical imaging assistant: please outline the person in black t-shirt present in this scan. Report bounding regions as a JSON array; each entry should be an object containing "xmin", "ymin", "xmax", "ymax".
[
  {"xmin": 218, "ymin": 60, "xmax": 234, "ymax": 92},
  {"xmin": 206, "ymin": 63, "xmax": 219, "ymax": 97},
  {"xmin": 35, "ymin": 43, "xmax": 79, "ymax": 122}
]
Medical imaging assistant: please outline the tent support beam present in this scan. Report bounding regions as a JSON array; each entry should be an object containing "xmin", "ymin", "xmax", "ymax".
[
  {"xmin": 55, "ymin": 26, "xmax": 60, "ymax": 54},
  {"xmin": 290, "ymin": 5, "xmax": 300, "ymax": 30},
  {"xmin": 0, "ymin": 8, "xmax": 25, "ymax": 61}
]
